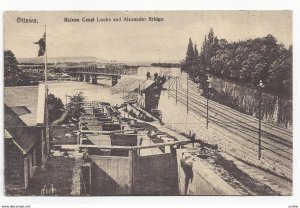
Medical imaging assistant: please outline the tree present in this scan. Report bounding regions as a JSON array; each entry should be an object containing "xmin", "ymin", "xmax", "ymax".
[
  {"xmin": 66, "ymin": 92, "xmax": 85, "ymax": 120},
  {"xmin": 4, "ymin": 50, "xmax": 22, "ymax": 86},
  {"xmin": 182, "ymin": 38, "xmax": 203, "ymax": 81},
  {"xmin": 182, "ymin": 38, "xmax": 195, "ymax": 75},
  {"xmin": 266, "ymin": 49, "xmax": 292, "ymax": 97},
  {"xmin": 194, "ymin": 44, "xmax": 199, "ymax": 58},
  {"xmin": 4, "ymin": 50, "xmax": 33, "ymax": 86},
  {"xmin": 202, "ymin": 28, "xmax": 219, "ymax": 70},
  {"xmin": 48, "ymin": 93, "xmax": 64, "ymax": 123},
  {"xmin": 185, "ymin": 38, "xmax": 195, "ymax": 64},
  {"xmin": 53, "ymin": 67, "xmax": 63, "ymax": 73},
  {"xmin": 181, "ymin": 29, "xmax": 292, "ymax": 98}
]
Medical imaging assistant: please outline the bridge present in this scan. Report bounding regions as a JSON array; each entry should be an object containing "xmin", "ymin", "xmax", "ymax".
[{"xmin": 67, "ymin": 64, "xmax": 133, "ymax": 86}]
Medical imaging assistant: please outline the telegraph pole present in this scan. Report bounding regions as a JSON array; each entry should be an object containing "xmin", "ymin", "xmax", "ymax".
[
  {"xmin": 176, "ymin": 77, "xmax": 178, "ymax": 105},
  {"xmin": 206, "ymin": 74, "xmax": 212, "ymax": 129},
  {"xmin": 168, "ymin": 77, "xmax": 170, "ymax": 99},
  {"xmin": 65, "ymin": 93, "xmax": 68, "ymax": 107},
  {"xmin": 258, "ymin": 80, "xmax": 264, "ymax": 160},
  {"xmin": 187, "ymin": 75, "xmax": 189, "ymax": 113},
  {"xmin": 206, "ymin": 96, "xmax": 209, "ymax": 129},
  {"xmin": 258, "ymin": 88, "xmax": 262, "ymax": 160},
  {"xmin": 123, "ymin": 88, "xmax": 125, "ymax": 118}
]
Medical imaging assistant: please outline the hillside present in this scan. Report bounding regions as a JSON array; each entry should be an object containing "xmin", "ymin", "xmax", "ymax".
[{"xmin": 18, "ymin": 56, "xmax": 109, "ymax": 64}]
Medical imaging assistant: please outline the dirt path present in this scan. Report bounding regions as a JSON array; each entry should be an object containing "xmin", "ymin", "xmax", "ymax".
[
  {"xmin": 51, "ymin": 110, "xmax": 69, "ymax": 126},
  {"xmin": 28, "ymin": 157, "xmax": 75, "ymax": 196}
]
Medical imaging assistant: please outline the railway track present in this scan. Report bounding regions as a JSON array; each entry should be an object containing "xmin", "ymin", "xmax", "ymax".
[
  {"xmin": 168, "ymin": 78, "xmax": 292, "ymax": 141},
  {"xmin": 174, "ymin": 89, "xmax": 292, "ymax": 149},
  {"xmin": 166, "ymin": 78, "xmax": 293, "ymax": 177}
]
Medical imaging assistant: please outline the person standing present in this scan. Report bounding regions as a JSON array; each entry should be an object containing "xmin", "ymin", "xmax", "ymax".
[
  {"xmin": 191, "ymin": 133, "xmax": 196, "ymax": 147},
  {"xmin": 49, "ymin": 184, "xmax": 57, "ymax": 196},
  {"xmin": 146, "ymin": 71, "xmax": 151, "ymax": 80},
  {"xmin": 40, "ymin": 185, "xmax": 48, "ymax": 196},
  {"xmin": 83, "ymin": 148, "xmax": 89, "ymax": 162},
  {"xmin": 154, "ymin": 72, "xmax": 158, "ymax": 81}
]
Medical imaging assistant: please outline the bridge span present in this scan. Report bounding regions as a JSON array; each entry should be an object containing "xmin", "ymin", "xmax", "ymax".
[{"xmin": 67, "ymin": 64, "xmax": 134, "ymax": 86}]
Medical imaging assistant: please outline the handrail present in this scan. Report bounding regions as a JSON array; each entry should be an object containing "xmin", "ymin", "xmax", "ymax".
[{"xmin": 54, "ymin": 140, "xmax": 190, "ymax": 150}]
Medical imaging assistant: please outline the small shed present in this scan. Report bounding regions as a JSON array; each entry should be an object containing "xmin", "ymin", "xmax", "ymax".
[{"xmin": 4, "ymin": 85, "xmax": 48, "ymax": 194}]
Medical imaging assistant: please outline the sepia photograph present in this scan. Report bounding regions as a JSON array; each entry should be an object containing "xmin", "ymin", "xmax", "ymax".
[{"xmin": 3, "ymin": 10, "xmax": 293, "ymax": 197}]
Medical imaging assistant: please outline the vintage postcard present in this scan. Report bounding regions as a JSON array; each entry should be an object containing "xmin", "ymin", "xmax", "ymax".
[{"xmin": 3, "ymin": 11, "xmax": 292, "ymax": 196}]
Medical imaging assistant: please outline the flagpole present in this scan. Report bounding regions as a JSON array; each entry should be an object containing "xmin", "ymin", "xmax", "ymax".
[
  {"xmin": 45, "ymin": 25, "xmax": 47, "ymax": 85},
  {"xmin": 44, "ymin": 24, "xmax": 49, "ymax": 159},
  {"xmin": 44, "ymin": 24, "xmax": 48, "ymax": 125}
]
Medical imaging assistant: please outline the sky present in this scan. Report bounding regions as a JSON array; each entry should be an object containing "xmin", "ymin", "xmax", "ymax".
[{"xmin": 4, "ymin": 11, "xmax": 292, "ymax": 63}]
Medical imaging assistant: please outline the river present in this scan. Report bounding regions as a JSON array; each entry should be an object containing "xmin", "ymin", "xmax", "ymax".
[
  {"xmin": 47, "ymin": 80, "xmax": 124, "ymax": 106},
  {"xmin": 48, "ymin": 67, "xmax": 183, "ymax": 105}
]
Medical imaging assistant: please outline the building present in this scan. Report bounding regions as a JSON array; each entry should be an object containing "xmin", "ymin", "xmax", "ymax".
[
  {"xmin": 4, "ymin": 85, "xmax": 49, "ymax": 194},
  {"xmin": 112, "ymin": 76, "xmax": 165, "ymax": 112},
  {"xmin": 137, "ymin": 79, "xmax": 164, "ymax": 111}
]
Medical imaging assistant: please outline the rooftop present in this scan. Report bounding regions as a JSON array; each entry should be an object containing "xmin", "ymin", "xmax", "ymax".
[
  {"xmin": 111, "ymin": 77, "xmax": 140, "ymax": 93},
  {"xmin": 6, "ymin": 126, "xmax": 40, "ymax": 154},
  {"xmin": 139, "ymin": 80, "xmax": 155, "ymax": 92},
  {"xmin": 4, "ymin": 86, "xmax": 39, "ymax": 126},
  {"xmin": 112, "ymin": 77, "xmax": 155, "ymax": 93}
]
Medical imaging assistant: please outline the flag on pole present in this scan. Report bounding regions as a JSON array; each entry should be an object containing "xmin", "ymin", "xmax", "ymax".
[{"xmin": 34, "ymin": 33, "xmax": 46, "ymax": 56}]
